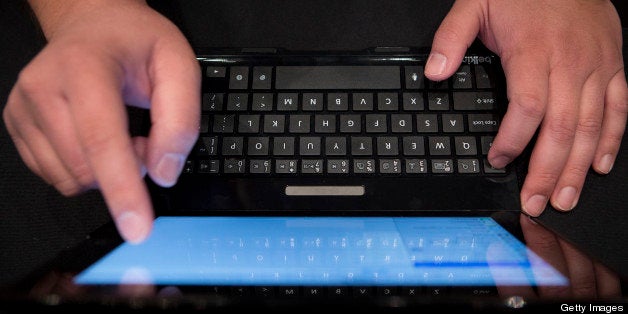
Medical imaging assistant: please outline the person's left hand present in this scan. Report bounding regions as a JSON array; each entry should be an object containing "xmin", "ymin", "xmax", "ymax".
[{"xmin": 425, "ymin": 0, "xmax": 628, "ymax": 216}]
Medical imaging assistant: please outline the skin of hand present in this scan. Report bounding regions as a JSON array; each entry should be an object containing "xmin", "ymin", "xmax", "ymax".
[
  {"xmin": 425, "ymin": 0, "xmax": 628, "ymax": 216},
  {"xmin": 489, "ymin": 214, "xmax": 621, "ymax": 299},
  {"xmin": 2, "ymin": 0, "xmax": 201, "ymax": 243},
  {"xmin": 497, "ymin": 214, "xmax": 621, "ymax": 299}
]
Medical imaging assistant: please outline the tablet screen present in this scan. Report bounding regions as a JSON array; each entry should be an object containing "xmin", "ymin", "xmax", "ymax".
[{"xmin": 74, "ymin": 216, "xmax": 568, "ymax": 287}]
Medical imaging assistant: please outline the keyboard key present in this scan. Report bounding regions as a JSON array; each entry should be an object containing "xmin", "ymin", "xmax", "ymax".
[
  {"xmin": 206, "ymin": 66, "xmax": 226, "ymax": 78},
  {"xmin": 404, "ymin": 66, "xmax": 425, "ymax": 89},
  {"xmin": 428, "ymin": 136, "xmax": 451, "ymax": 155},
  {"xmin": 380, "ymin": 159, "xmax": 401, "ymax": 173},
  {"xmin": 353, "ymin": 93, "xmax": 374, "ymax": 111},
  {"xmin": 275, "ymin": 66, "xmax": 400, "ymax": 89},
  {"xmin": 301, "ymin": 159, "xmax": 323, "ymax": 173},
  {"xmin": 276, "ymin": 160, "xmax": 297, "ymax": 173},
  {"xmin": 391, "ymin": 114, "xmax": 413, "ymax": 133},
  {"xmin": 403, "ymin": 92, "xmax": 424, "ymax": 111},
  {"xmin": 325, "ymin": 137, "xmax": 347, "ymax": 155},
  {"xmin": 247, "ymin": 137, "xmax": 269, "ymax": 155},
  {"xmin": 263, "ymin": 115, "xmax": 285, "ymax": 133},
  {"xmin": 468, "ymin": 114, "xmax": 499, "ymax": 132},
  {"xmin": 328, "ymin": 93, "xmax": 349, "ymax": 111},
  {"xmin": 405, "ymin": 159, "xmax": 427, "ymax": 173},
  {"xmin": 353, "ymin": 159, "xmax": 375, "ymax": 173},
  {"xmin": 453, "ymin": 91, "xmax": 497, "ymax": 110},
  {"xmin": 302, "ymin": 93, "xmax": 324, "ymax": 111},
  {"xmin": 458, "ymin": 159, "xmax": 480, "ymax": 174},
  {"xmin": 327, "ymin": 159, "xmax": 349, "ymax": 174},
  {"xmin": 452, "ymin": 65, "xmax": 472, "ymax": 89},
  {"xmin": 377, "ymin": 93, "xmax": 399, "ymax": 111},
  {"xmin": 252, "ymin": 66, "xmax": 272, "ymax": 89},
  {"xmin": 250, "ymin": 159, "xmax": 271, "ymax": 173},
  {"xmin": 277, "ymin": 93, "xmax": 299, "ymax": 111},
  {"xmin": 202, "ymin": 93, "xmax": 224, "ymax": 111},
  {"xmin": 229, "ymin": 66, "xmax": 249, "ymax": 89},
  {"xmin": 432, "ymin": 159, "xmax": 453, "ymax": 173},
  {"xmin": 300, "ymin": 137, "xmax": 322, "ymax": 155},
  {"xmin": 251, "ymin": 93, "xmax": 273, "ymax": 111},
  {"xmin": 416, "ymin": 114, "xmax": 438, "ymax": 133},
  {"xmin": 427, "ymin": 92, "xmax": 450, "ymax": 110},
  {"xmin": 273, "ymin": 137, "xmax": 295, "ymax": 155}
]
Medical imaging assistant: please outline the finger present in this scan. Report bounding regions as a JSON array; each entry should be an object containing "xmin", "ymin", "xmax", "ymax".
[
  {"xmin": 519, "ymin": 215, "xmax": 570, "ymax": 298},
  {"xmin": 132, "ymin": 136, "xmax": 149, "ymax": 178},
  {"xmin": 486, "ymin": 242, "xmax": 536, "ymax": 299},
  {"xmin": 425, "ymin": 0, "xmax": 483, "ymax": 80},
  {"xmin": 488, "ymin": 53, "xmax": 549, "ymax": 168},
  {"xmin": 550, "ymin": 74, "xmax": 605, "ymax": 211},
  {"xmin": 10, "ymin": 121, "xmax": 80, "ymax": 195},
  {"xmin": 593, "ymin": 70, "xmax": 628, "ymax": 174},
  {"xmin": 593, "ymin": 262, "xmax": 621, "ymax": 298},
  {"xmin": 145, "ymin": 41, "xmax": 200, "ymax": 187},
  {"xmin": 66, "ymin": 60, "xmax": 153, "ymax": 244},
  {"xmin": 20, "ymin": 91, "xmax": 98, "ymax": 192},
  {"xmin": 520, "ymin": 70, "xmax": 582, "ymax": 217},
  {"xmin": 3, "ymin": 104, "xmax": 43, "ymax": 178},
  {"xmin": 558, "ymin": 240, "xmax": 597, "ymax": 298}
]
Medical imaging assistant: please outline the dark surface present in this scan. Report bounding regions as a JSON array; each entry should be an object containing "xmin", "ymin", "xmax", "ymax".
[{"xmin": 0, "ymin": 0, "xmax": 627, "ymax": 291}]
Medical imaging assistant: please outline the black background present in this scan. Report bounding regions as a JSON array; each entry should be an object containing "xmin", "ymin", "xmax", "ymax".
[{"xmin": 0, "ymin": 0, "xmax": 626, "ymax": 288}]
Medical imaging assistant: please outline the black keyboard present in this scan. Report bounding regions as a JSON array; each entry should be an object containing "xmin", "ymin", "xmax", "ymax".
[{"xmin": 185, "ymin": 52, "xmax": 507, "ymax": 177}]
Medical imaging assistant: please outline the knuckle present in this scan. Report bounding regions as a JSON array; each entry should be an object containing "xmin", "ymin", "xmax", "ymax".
[
  {"xmin": 80, "ymin": 128, "xmax": 121, "ymax": 157},
  {"xmin": 434, "ymin": 25, "xmax": 465, "ymax": 45},
  {"xmin": 70, "ymin": 162, "xmax": 96, "ymax": 188},
  {"xmin": 510, "ymin": 93, "xmax": 546, "ymax": 121},
  {"xmin": 570, "ymin": 279, "xmax": 597, "ymax": 297},
  {"xmin": 491, "ymin": 140, "xmax": 523, "ymax": 158},
  {"xmin": 54, "ymin": 177, "xmax": 85, "ymax": 197},
  {"xmin": 16, "ymin": 66, "xmax": 44, "ymax": 97},
  {"xmin": 602, "ymin": 131, "xmax": 624, "ymax": 148},
  {"xmin": 545, "ymin": 115, "xmax": 577, "ymax": 143},
  {"xmin": 562, "ymin": 165, "xmax": 589, "ymax": 180},
  {"xmin": 158, "ymin": 120, "xmax": 200, "ymax": 148},
  {"xmin": 529, "ymin": 170, "xmax": 559, "ymax": 191},
  {"xmin": 608, "ymin": 96, "xmax": 628, "ymax": 115},
  {"xmin": 576, "ymin": 116, "xmax": 602, "ymax": 137}
]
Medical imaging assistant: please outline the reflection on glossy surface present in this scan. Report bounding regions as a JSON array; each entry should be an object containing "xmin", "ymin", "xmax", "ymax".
[
  {"xmin": 19, "ymin": 214, "xmax": 625, "ymax": 308},
  {"xmin": 513, "ymin": 214, "xmax": 622, "ymax": 300}
]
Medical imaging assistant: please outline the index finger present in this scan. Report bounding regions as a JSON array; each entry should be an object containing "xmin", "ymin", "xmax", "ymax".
[{"xmin": 66, "ymin": 58, "xmax": 153, "ymax": 244}]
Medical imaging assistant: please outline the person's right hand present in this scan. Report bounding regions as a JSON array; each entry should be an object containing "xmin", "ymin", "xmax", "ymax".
[
  {"xmin": 493, "ymin": 214, "xmax": 621, "ymax": 300},
  {"xmin": 2, "ymin": 0, "xmax": 200, "ymax": 243}
]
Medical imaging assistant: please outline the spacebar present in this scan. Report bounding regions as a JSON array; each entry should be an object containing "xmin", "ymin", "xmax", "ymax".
[{"xmin": 275, "ymin": 66, "xmax": 401, "ymax": 90}]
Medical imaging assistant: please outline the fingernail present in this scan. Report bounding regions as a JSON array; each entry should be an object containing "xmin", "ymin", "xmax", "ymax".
[
  {"xmin": 425, "ymin": 52, "xmax": 448, "ymax": 76},
  {"xmin": 554, "ymin": 186, "xmax": 578, "ymax": 211},
  {"xmin": 598, "ymin": 154, "xmax": 614, "ymax": 174},
  {"xmin": 155, "ymin": 153, "xmax": 185, "ymax": 186},
  {"xmin": 523, "ymin": 194, "xmax": 548, "ymax": 217},
  {"xmin": 489, "ymin": 155, "xmax": 511, "ymax": 169},
  {"xmin": 116, "ymin": 211, "xmax": 149, "ymax": 244}
]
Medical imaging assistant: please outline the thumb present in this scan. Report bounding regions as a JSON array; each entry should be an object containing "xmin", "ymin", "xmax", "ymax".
[
  {"xmin": 146, "ymin": 39, "xmax": 201, "ymax": 188},
  {"xmin": 425, "ymin": 0, "xmax": 484, "ymax": 81}
]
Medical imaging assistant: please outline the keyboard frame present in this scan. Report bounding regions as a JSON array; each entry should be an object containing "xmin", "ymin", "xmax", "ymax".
[{"xmin": 147, "ymin": 48, "xmax": 526, "ymax": 215}]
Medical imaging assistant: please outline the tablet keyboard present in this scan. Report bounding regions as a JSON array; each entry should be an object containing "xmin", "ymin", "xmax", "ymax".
[{"xmin": 185, "ymin": 53, "xmax": 506, "ymax": 177}]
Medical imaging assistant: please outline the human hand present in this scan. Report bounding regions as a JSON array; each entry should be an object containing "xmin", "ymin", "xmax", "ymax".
[
  {"xmin": 2, "ymin": 0, "xmax": 200, "ymax": 243},
  {"xmin": 493, "ymin": 214, "xmax": 621, "ymax": 299},
  {"xmin": 425, "ymin": 0, "xmax": 628, "ymax": 216}
]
